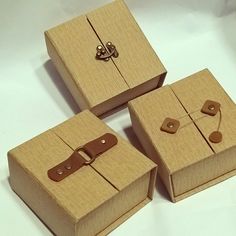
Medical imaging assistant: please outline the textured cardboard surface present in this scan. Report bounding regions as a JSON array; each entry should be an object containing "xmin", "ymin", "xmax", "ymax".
[
  {"xmin": 87, "ymin": 0, "xmax": 165, "ymax": 88},
  {"xmin": 45, "ymin": 0, "xmax": 166, "ymax": 115},
  {"xmin": 8, "ymin": 110, "xmax": 157, "ymax": 235},
  {"xmin": 129, "ymin": 69, "xmax": 236, "ymax": 202}
]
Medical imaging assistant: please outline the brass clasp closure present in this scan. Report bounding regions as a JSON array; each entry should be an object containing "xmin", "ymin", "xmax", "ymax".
[{"xmin": 96, "ymin": 42, "xmax": 119, "ymax": 61}]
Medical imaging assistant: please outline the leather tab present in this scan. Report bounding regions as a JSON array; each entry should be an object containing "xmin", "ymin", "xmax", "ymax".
[
  {"xmin": 48, "ymin": 151, "xmax": 87, "ymax": 182},
  {"xmin": 201, "ymin": 100, "xmax": 221, "ymax": 116},
  {"xmin": 83, "ymin": 133, "xmax": 118, "ymax": 157},
  {"xmin": 209, "ymin": 131, "xmax": 223, "ymax": 143},
  {"xmin": 48, "ymin": 133, "xmax": 118, "ymax": 182},
  {"xmin": 160, "ymin": 118, "xmax": 180, "ymax": 134}
]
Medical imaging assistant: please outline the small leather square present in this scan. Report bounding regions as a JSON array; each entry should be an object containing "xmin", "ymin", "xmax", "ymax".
[
  {"xmin": 201, "ymin": 100, "xmax": 220, "ymax": 116},
  {"xmin": 160, "ymin": 118, "xmax": 180, "ymax": 134}
]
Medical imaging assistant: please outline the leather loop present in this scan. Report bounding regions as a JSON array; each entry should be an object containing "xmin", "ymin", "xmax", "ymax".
[{"xmin": 48, "ymin": 133, "xmax": 118, "ymax": 182}]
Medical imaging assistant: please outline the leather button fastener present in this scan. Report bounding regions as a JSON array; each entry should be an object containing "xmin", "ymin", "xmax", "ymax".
[
  {"xmin": 160, "ymin": 118, "xmax": 180, "ymax": 134},
  {"xmin": 201, "ymin": 100, "xmax": 220, "ymax": 116}
]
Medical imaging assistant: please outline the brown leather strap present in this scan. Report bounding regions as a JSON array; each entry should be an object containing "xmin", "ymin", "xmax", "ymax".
[
  {"xmin": 48, "ymin": 133, "xmax": 118, "ymax": 182},
  {"xmin": 47, "ymin": 151, "xmax": 87, "ymax": 182}
]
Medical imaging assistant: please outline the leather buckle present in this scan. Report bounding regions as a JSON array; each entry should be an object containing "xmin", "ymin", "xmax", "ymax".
[
  {"xmin": 48, "ymin": 133, "xmax": 118, "ymax": 182},
  {"xmin": 75, "ymin": 147, "xmax": 97, "ymax": 166}
]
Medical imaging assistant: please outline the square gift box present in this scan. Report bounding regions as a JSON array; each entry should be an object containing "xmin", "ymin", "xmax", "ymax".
[
  {"xmin": 8, "ymin": 110, "xmax": 157, "ymax": 235},
  {"xmin": 45, "ymin": 0, "xmax": 166, "ymax": 116},
  {"xmin": 129, "ymin": 69, "xmax": 236, "ymax": 202}
]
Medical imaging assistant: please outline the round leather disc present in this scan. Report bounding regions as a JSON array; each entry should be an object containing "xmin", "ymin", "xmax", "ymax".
[{"xmin": 209, "ymin": 131, "xmax": 222, "ymax": 143}]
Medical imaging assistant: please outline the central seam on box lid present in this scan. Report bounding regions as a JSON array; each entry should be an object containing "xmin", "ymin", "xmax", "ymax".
[
  {"xmin": 86, "ymin": 17, "xmax": 130, "ymax": 89},
  {"xmin": 169, "ymin": 86, "xmax": 217, "ymax": 154},
  {"xmin": 50, "ymin": 130, "xmax": 120, "ymax": 191}
]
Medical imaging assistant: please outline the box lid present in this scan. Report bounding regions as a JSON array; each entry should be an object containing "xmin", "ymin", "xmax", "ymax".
[
  {"xmin": 9, "ymin": 110, "xmax": 155, "ymax": 221},
  {"xmin": 45, "ymin": 0, "xmax": 166, "ymax": 109},
  {"xmin": 87, "ymin": 0, "xmax": 165, "ymax": 88},
  {"xmin": 129, "ymin": 69, "xmax": 236, "ymax": 173},
  {"xmin": 171, "ymin": 69, "xmax": 236, "ymax": 154}
]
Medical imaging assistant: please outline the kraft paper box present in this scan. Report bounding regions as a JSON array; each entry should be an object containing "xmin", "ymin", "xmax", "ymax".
[
  {"xmin": 45, "ymin": 0, "xmax": 166, "ymax": 116},
  {"xmin": 128, "ymin": 69, "xmax": 236, "ymax": 202},
  {"xmin": 8, "ymin": 110, "xmax": 157, "ymax": 235}
]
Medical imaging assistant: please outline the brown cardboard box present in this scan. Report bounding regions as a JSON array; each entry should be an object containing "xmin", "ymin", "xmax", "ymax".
[
  {"xmin": 8, "ymin": 110, "xmax": 157, "ymax": 235},
  {"xmin": 128, "ymin": 69, "xmax": 236, "ymax": 202},
  {"xmin": 45, "ymin": 0, "xmax": 166, "ymax": 116}
]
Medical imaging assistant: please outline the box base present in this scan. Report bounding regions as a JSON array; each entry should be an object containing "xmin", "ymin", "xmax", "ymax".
[
  {"xmin": 11, "ymin": 186, "xmax": 151, "ymax": 236},
  {"xmin": 97, "ymin": 198, "xmax": 151, "ymax": 236},
  {"xmin": 173, "ymin": 167, "xmax": 236, "ymax": 202},
  {"xmin": 92, "ymin": 73, "xmax": 166, "ymax": 116}
]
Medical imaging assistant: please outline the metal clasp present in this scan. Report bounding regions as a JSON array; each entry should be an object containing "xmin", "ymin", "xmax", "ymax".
[{"xmin": 96, "ymin": 42, "xmax": 119, "ymax": 61}]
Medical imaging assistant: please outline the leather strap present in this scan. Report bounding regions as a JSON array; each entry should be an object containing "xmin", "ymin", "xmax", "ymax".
[{"xmin": 48, "ymin": 133, "xmax": 118, "ymax": 182}]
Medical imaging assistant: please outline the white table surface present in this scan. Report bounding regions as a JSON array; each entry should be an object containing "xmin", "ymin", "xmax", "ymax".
[{"xmin": 1, "ymin": 0, "xmax": 236, "ymax": 235}]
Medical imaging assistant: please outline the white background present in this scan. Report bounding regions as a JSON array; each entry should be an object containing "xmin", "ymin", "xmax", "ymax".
[{"xmin": 1, "ymin": 0, "xmax": 236, "ymax": 235}]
